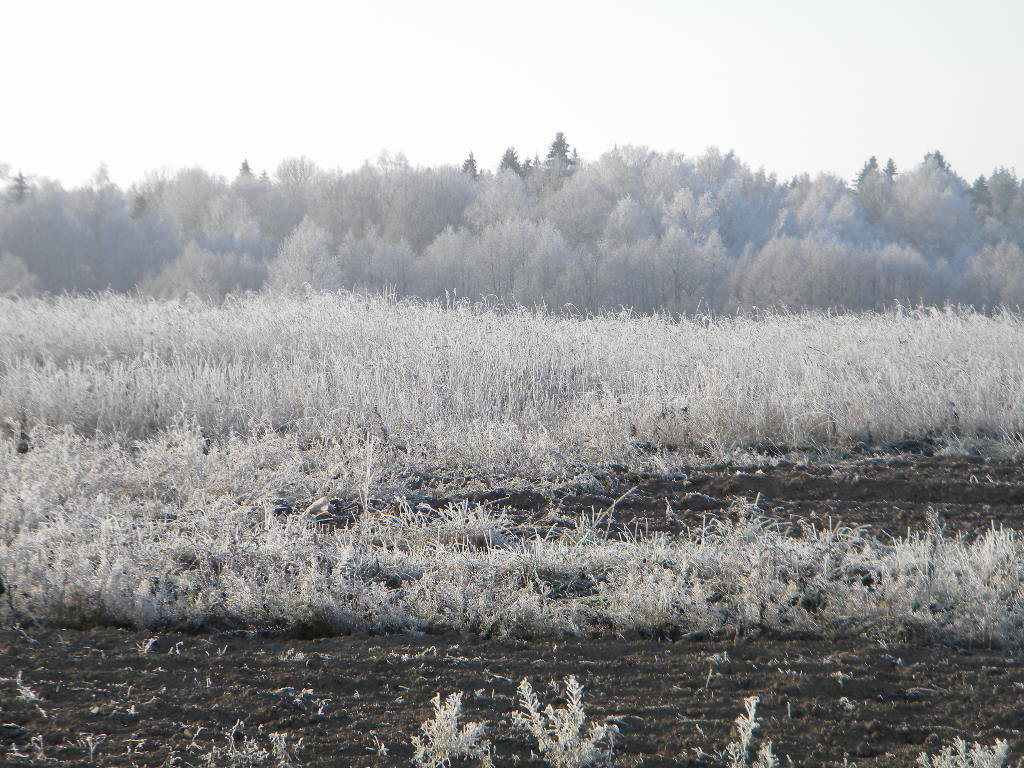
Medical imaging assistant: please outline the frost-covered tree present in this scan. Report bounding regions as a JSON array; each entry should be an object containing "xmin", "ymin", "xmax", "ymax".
[
  {"xmin": 159, "ymin": 168, "xmax": 225, "ymax": 239},
  {"xmin": 143, "ymin": 241, "xmax": 265, "ymax": 300},
  {"xmin": 964, "ymin": 240, "xmax": 1024, "ymax": 306},
  {"xmin": 5, "ymin": 143, "xmax": 1024, "ymax": 311},
  {"xmin": 266, "ymin": 217, "xmax": 340, "ymax": 290},
  {"xmin": 419, "ymin": 225, "xmax": 477, "ymax": 298},
  {"xmin": 885, "ymin": 157, "xmax": 976, "ymax": 261},
  {"xmin": 465, "ymin": 170, "xmax": 532, "ymax": 230},
  {"xmin": 602, "ymin": 195, "xmax": 658, "ymax": 244},
  {"xmin": 379, "ymin": 167, "xmax": 474, "ymax": 251}
]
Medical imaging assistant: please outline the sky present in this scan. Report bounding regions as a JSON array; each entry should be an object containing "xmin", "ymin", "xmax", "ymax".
[{"xmin": 3, "ymin": 0, "xmax": 1023, "ymax": 187}]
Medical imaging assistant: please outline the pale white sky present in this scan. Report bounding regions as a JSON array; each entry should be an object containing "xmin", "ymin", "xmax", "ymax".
[{"xmin": 4, "ymin": 0, "xmax": 1022, "ymax": 187}]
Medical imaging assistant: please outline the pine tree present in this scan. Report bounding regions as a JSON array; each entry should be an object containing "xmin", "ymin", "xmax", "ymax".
[
  {"xmin": 239, "ymin": 159, "xmax": 253, "ymax": 178},
  {"xmin": 499, "ymin": 147, "xmax": 523, "ymax": 176},
  {"xmin": 8, "ymin": 171, "xmax": 28, "ymax": 204},
  {"xmin": 461, "ymin": 151, "xmax": 479, "ymax": 179},
  {"xmin": 883, "ymin": 158, "xmax": 898, "ymax": 179},
  {"xmin": 970, "ymin": 176, "xmax": 992, "ymax": 211},
  {"xmin": 855, "ymin": 156, "xmax": 878, "ymax": 190}
]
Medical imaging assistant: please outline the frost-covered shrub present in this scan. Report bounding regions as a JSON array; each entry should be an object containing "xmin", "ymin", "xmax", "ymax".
[
  {"xmin": 513, "ymin": 676, "xmax": 617, "ymax": 768},
  {"xmin": 412, "ymin": 692, "xmax": 492, "ymax": 768}
]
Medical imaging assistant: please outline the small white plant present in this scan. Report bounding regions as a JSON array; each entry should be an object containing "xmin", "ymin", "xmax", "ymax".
[
  {"xmin": 76, "ymin": 733, "xmax": 108, "ymax": 762},
  {"xmin": 917, "ymin": 738, "xmax": 1011, "ymax": 768},
  {"xmin": 268, "ymin": 733, "xmax": 297, "ymax": 768},
  {"xmin": 200, "ymin": 721, "xmax": 296, "ymax": 767},
  {"xmin": 10, "ymin": 671, "xmax": 48, "ymax": 719},
  {"xmin": 412, "ymin": 692, "xmax": 493, "ymax": 768},
  {"xmin": 369, "ymin": 732, "xmax": 389, "ymax": 757},
  {"xmin": 513, "ymin": 676, "xmax": 618, "ymax": 768},
  {"xmin": 13, "ymin": 671, "xmax": 42, "ymax": 703},
  {"xmin": 29, "ymin": 735, "xmax": 47, "ymax": 761},
  {"xmin": 724, "ymin": 697, "xmax": 777, "ymax": 768}
]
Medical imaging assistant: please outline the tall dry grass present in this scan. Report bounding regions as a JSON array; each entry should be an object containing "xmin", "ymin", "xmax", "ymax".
[{"xmin": 2, "ymin": 292, "xmax": 1023, "ymax": 475}]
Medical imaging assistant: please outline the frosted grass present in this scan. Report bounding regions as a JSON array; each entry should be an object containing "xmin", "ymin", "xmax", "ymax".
[{"xmin": 2, "ymin": 292, "xmax": 1023, "ymax": 474}]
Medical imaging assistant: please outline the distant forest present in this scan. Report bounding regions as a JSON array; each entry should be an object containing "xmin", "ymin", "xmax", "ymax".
[{"xmin": 3, "ymin": 135, "xmax": 1024, "ymax": 312}]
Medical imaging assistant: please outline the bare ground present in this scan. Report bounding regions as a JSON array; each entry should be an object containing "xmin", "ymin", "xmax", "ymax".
[{"xmin": 2, "ymin": 627, "xmax": 1022, "ymax": 767}]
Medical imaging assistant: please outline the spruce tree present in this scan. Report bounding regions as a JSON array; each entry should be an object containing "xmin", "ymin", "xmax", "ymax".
[
  {"xmin": 129, "ymin": 192, "xmax": 149, "ymax": 219},
  {"xmin": 924, "ymin": 150, "xmax": 951, "ymax": 172},
  {"xmin": 855, "ymin": 156, "xmax": 878, "ymax": 189},
  {"xmin": 988, "ymin": 167, "xmax": 1021, "ymax": 215},
  {"xmin": 970, "ymin": 176, "xmax": 992, "ymax": 211},
  {"xmin": 546, "ymin": 131, "xmax": 571, "ymax": 165},
  {"xmin": 461, "ymin": 151, "xmax": 479, "ymax": 179},
  {"xmin": 239, "ymin": 159, "xmax": 253, "ymax": 178},
  {"xmin": 8, "ymin": 171, "xmax": 28, "ymax": 204},
  {"xmin": 499, "ymin": 147, "xmax": 522, "ymax": 176},
  {"xmin": 883, "ymin": 158, "xmax": 898, "ymax": 179}
]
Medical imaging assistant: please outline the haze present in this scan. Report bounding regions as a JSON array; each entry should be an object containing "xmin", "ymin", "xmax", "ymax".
[{"xmin": 5, "ymin": 0, "xmax": 1023, "ymax": 186}]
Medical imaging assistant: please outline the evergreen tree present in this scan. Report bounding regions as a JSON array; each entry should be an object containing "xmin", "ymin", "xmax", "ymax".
[
  {"xmin": 988, "ymin": 167, "xmax": 1020, "ymax": 215},
  {"xmin": 239, "ymin": 159, "xmax": 253, "ymax": 178},
  {"xmin": 461, "ymin": 151, "xmax": 479, "ymax": 179},
  {"xmin": 924, "ymin": 150, "xmax": 951, "ymax": 172},
  {"xmin": 8, "ymin": 171, "xmax": 28, "ymax": 204},
  {"xmin": 970, "ymin": 175, "xmax": 992, "ymax": 211},
  {"xmin": 546, "ymin": 131, "xmax": 571, "ymax": 165},
  {"xmin": 855, "ymin": 156, "xmax": 878, "ymax": 190},
  {"xmin": 499, "ymin": 147, "xmax": 522, "ymax": 176},
  {"xmin": 883, "ymin": 158, "xmax": 898, "ymax": 179},
  {"xmin": 129, "ymin": 192, "xmax": 149, "ymax": 219}
]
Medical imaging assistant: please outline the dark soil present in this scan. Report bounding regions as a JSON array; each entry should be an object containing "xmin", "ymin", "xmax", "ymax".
[
  {"xmin": 1, "ymin": 627, "xmax": 1022, "ymax": 767},
  {"xmin": 439, "ymin": 453, "xmax": 1024, "ymax": 539}
]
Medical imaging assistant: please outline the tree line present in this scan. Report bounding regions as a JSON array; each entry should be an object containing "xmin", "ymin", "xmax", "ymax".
[{"xmin": 2, "ymin": 134, "xmax": 1023, "ymax": 312}]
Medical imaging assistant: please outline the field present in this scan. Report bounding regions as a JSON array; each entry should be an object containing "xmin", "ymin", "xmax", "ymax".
[{"xmin": 3, "ymin": 292, "xmax": 1024, "ymax": 766}]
